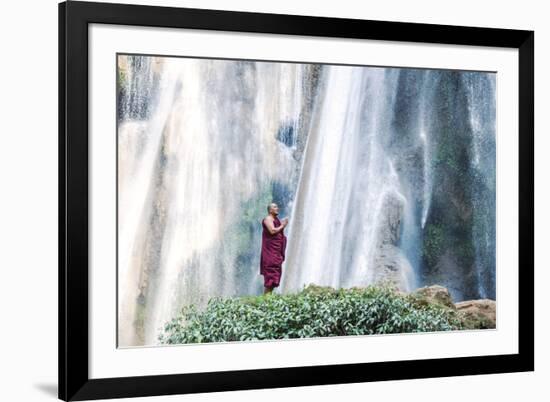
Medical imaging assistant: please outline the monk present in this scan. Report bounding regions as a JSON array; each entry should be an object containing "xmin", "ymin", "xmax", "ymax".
[{"xmin": 260, "ymin": 203, "xmax": 288, "ymax": 294}]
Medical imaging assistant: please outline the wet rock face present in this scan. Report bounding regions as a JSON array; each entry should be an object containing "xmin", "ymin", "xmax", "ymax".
[
  {"xmin": 371, "ymin": 192, "xmax": 415, "ymax": 292},
  {"xmin": 418, "ymin": 72, "xmax": 496, "ymax": 302},
  {"xmin": 432, "ymin": 249, "xmax": 468, "ymax": 302},
  {"xmin": 378, "ymin": 191, "xmax": 404, "ymax": 245},
  {"xmin": 372, "ymin": 245, "xmax": 414, "ymax": 292}
]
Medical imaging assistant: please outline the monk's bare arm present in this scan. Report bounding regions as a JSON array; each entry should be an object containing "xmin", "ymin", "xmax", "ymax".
[{"xmin": 264, "ymin": 216, "xmax": 288, "ymax": 235}]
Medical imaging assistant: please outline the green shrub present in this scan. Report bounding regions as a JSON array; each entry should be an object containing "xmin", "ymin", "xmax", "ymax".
[{"xmin": 158, "ymin": 284, "xmax": 465, "ymax": 344}]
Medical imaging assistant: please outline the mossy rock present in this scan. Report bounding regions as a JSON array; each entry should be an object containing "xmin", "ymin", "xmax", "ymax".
[
  {"xmin": 409, "ymin": 285, "xmax": 456, "ymax": 309},
  {"xmin": 455, "ymin": 299, "xmax": 496, "ymax": 329}
]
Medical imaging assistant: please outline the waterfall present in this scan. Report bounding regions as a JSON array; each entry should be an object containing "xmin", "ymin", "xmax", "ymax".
[
  {"xmin": 464, "ymin": 72, "xmax": 497, "ymax": 299},
  {"xmin": 117, "ymin": 57, "xmax": 180, "ymax": 346},
  {"xmin": 282, "ymin": 66, "xmax": 415, "ymax": 292},
  {"xmin": 118, "ymin": 56, "xmax": 496, "ymax": 346},
  {"xmin": 119, "ymin": 57, "xmax": 309, "ymax": 345}
]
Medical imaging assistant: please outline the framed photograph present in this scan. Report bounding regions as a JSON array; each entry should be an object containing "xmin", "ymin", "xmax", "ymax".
[{"xmin": 59, "ymin": 1, "xmax": 534, "ymax": 400}]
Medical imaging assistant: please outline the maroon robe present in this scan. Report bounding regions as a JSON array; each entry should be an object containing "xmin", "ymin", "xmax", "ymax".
[{"xmin": 260, "ymin": 216, "xmax": 287, "ymax": 288}]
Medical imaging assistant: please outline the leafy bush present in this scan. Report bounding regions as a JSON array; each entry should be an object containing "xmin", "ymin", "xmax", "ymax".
[{"xmin": 158, "ymin": 284, "xmax": 465, "ymax": 344}]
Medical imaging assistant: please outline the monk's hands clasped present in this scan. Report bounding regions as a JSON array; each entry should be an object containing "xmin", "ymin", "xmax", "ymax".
[{"xmin": 281, "ymin": 217, "xmax": 289, "ymax": 226}]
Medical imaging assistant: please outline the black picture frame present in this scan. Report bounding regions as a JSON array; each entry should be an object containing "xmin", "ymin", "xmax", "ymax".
[{"xmin": 59, "ymin": 1, "xmax": 534, "ymax": 400}]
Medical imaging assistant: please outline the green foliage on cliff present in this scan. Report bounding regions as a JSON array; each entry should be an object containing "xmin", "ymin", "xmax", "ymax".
[
  {"xmin": 158, "ymin": 285, "xmax": 464, "ymax": 344},
  {"xmin": 422, "ymin": 223, "xmax": 445, "ymax": 267},
  {"xmin": 117, "ymin": 68, "xmax": 127, "ymax": 90}
]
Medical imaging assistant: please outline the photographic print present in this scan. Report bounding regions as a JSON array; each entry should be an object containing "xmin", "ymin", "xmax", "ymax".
[{"xmin": 117, "ymin": 54, "xmax": 497, "ymax": 348}]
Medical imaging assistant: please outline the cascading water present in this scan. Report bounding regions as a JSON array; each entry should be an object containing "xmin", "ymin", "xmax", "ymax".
[
  {"xmin": 146, "ymin": 60, "xmax": 308, "ymax": 344},
  {"xmin": 118, "ymin": 56, "xmax": 312, "ymax": 345},
  {"xmin": 118, "ymin": 57, "xmax": 179, "ymax": 347},
  {"xmin": 282, "ymin": 66, "xmax": 416, "ymax": 292},
  {"xmin": 118, "ymin": 55, "xmax": 496, "ymax": 346},
  {"xmin": 463, "ymin": 72, "xmax": 497, "ymax": 299}
]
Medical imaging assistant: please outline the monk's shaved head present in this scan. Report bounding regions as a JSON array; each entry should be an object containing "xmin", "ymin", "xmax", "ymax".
[{"xmin": 267, "ymin": 203, "xmax": 278, "ymax": 214}]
